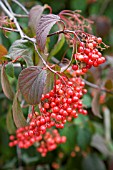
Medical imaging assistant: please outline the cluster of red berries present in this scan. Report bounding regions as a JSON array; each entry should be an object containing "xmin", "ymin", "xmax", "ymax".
[
  {"xmin": 41, "ymin": 76, "xmax": 87, "ymax": 127},
  {"xmin": 37, "ymin": 129, "xmax": 66, "ymax": 157},
  {"xmin": 9, "ymin": 112, "xmax": 50, "ymax": 149},
  {"xmin": 9, "ymin": 76, "xmax": 87, "ymax": 155},
  {"xmin": 9, "ymin": 121, "xmax": 66, "ymax": 157},
  {"xmin": 72, "ymin": 36, "xmax": 106, "ymax": 75}
]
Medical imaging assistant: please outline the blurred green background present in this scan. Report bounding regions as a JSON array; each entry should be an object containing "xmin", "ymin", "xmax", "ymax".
[{"xmin": 0, "ymin": 0, "xmax": 113, "ymax": 170}]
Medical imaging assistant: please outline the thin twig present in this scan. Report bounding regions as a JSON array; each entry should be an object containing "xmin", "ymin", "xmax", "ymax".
[
  {"xmin": 84, "ymin": 79, "xmax": 113, "ymax": 95},
  {"xmin": 34, "ymin": 43, "xmax": 57, "ymax": 74},
  {"xmin": 0, "ymin": 1, "xmax": 35, "ymax": 42},
  {"xmin": 48, "ymin": 29, "xmax": 80, "ymax": 42},
  {"xmin": 0, "ymin": 1, "xmax": 13, "ymax": 20},
  {"xmin": 12, "ymin": 0, "xmax": 29, "ymax": 15},
  {"xmin": 34, "ymin": 43, "xmax": 67, "ymax": 85},
  {"xmin": 14, "ymin": 13, "xmax": 28, "ymax": 18},
  {"xmin": 47, "ymin": 30, "xmax": 64, "ymax": 37},
  {"xmin": 4, "ymin": 0, "xmax": 13, "ymax": 13},
  {"xmin": 0, "ymin": 1, "xmax": 25, "ymax": 38},
  {"xmin": 48, "ymin": 29, "xmax": 75, "ymax": 37},
  {"xmin": 0, "ymin": 26, "xmax": 19, "ymax": 32}
]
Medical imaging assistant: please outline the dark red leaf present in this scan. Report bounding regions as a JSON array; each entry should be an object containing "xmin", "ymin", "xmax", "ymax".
[
  {"xmin": 36, "ymin": 14, "xmax": 60, "ymax": 51},
  {"xmin": 92, "ymin": 90, "xmax": 101, "ymax": 118},
  {"xmin": 29, "ymin": 5, "xmax": 45, "ymax": 33},
  {"xmin": 91, "ymin": 134, "xmax": 110, "ymax": 156},
  {"xmin": 18, "ymin": 66, "xmax": 47, "ymax": 105}
]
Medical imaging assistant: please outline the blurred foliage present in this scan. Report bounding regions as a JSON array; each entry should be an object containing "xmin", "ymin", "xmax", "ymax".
[{"xmin": 0, "ymin": 0, "xmax": 113, "ymax": 170}]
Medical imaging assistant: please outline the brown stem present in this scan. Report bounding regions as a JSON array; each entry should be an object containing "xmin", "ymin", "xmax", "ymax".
[
  {"xmin": 84, "ymin": 79, "xmax": 113, "ymax": 95},
  {"xmin": 47, "ymin": 30, "xmax": 64, "ymax": 37},
  {"xmin": 48, "ymin": 29, "xmax": 80, "ymax": 42},
  {"xmin": 34, "ymin": 43, "xmax": 67, "ymax": 85}
]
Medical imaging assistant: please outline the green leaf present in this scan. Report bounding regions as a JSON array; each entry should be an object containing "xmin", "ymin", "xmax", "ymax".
[
  {"xmin": 65, "ymin": 155, "xmax": 83, "ymax": 170},
  {"xmin": 76, "ymin": 127, "xmax": 91, "ymax": 150},
  {"xmin": 60, "ymin": 124, "xmax": 77, "ymax": 153},
  {"xmin": 18, "ymin": 66, "xmax": 47, "ymax": 105},
  {"xmin": 1, "ymin": 65, "xmax": 14, "ymax": 100},
  {"xmin": 104, "ymin": 79, "xmax": 113, "ymax": 90},
  {"xmin": 22, "ymin": 154, "xmax": 39, "ymax": 164},
  {"xmin": 106, "ymin": 96, "xmax": 113, "ymax": 112},
  {"xmin": 6, "ymin": 109, "xmax": 16, "ymax": 134},
  {"xmin": 8, "ymin": 39, "xmax": 33, "ymax": 67},
  {"xmin": 12, "ymin": 92, "xmax": 27, "ymax": 128},
  {"xmin": 49, "ymin": 34, "xmax": 65, "ymax": 59},
  {"xmin": 93, "ymin": 122, "xmax": 104, "ymax": 135},
  {"xmin": 82, "ymin": 94, "xmax": 92, "ymax": 108},
  {"xmin": 2, "ymin": 158, "xmax": 17, "ymax": 169},
  {"xmin": 70, "ymin": 0, "xmax": 87, "ymax": 11},
  {"xmin": 74, "ymin": 114, "xmax": 89, "ymax": 125},
  {"xmin": 43, "ymin": 70, "xmax": 54, "ymax": 94},
  {"xmin": 82, "ymin": 153, "xmax": 106, "ymax": 170},
  {"xmin": 6, "ymin": 62, "xmax": 14, "ymax": 78}
]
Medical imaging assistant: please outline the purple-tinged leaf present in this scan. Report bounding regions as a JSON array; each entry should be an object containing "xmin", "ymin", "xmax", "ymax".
[
  {"xmin": 18, "ymin": 66, "xmax": 47, "ymax": 105},
  {"xmin": 1, "ymin": 65, "xmax": 14, "ymax": 100},
  {"xmin": 36, "ymin": 14, "xmax": 60, "ymax": 51},
  {"xmin": 92, "ymin": 90, "xmax": 101, "ymax": 118},
  {"xmin": 6, "ymin": 109, "xmax": 16, "ymax": 134},
  {"xmin": 106, "ymin": 55, "xmax": 113, "ymax": 67},
  {"xmin": 12, "ymin": 92, "xmax": 27, "ymax": 128},
  {"xmin": 91, "ymin": 134, "xmax": 110, "ymax": 156},
  {"xmin": 29, "ymin": 5, "xmax": 45, "ymax": 33},
  {"xmin": 82, "ymin": 153, "xmax": 106, "ymax": 170}
]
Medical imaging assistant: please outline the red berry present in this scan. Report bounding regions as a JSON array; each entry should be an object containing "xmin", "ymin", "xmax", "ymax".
[
  {"xmin": 72, "ymin": 64, "xmax": 78, "ymax": 71},
  {"xmin": 53, "ymin": 106, "xmax": 59, "ymax": 113},
  {"xmin": 44, "ymin": 103, "xmax": 50, "ymax": 109},
  {"xmin": 97, "ymin": 37, "xmax": 102, "ymax": 44}
]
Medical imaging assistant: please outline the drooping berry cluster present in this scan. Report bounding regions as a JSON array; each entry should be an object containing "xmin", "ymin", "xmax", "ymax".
[
  {"xmin": 9, "ymin": 76, "xmax": 87, "ymax": 155},
  {"xmin": 72, "ymin": 36, "xmax": 106, "ymax": 75},
  {"xmin": 40, "ymin": 76, "xmax": 87, "ymax": 128},
  {"xmin": 9, "ymin": 112, "xmax": 49, "ymax": 149},
  {"xmin": 9, "ymin": 121, "xmax": 66, "ymax": 157},
  {"xmin": 37, "ymin": 129, "xmax": 66, "ymax": 157}
]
